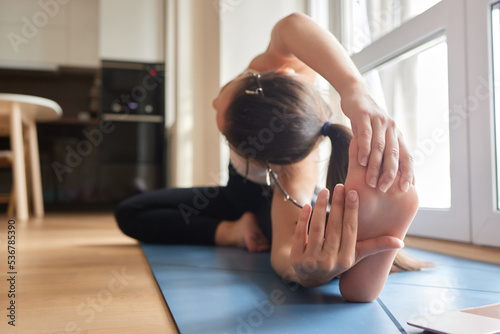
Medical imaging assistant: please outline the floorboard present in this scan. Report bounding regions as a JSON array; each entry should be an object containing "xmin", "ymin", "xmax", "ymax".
[
  {"xmin": 0, "ymin": 213, "xmax": 498, "ymax": 333},
  {"xmin": 0, "ymin": 213, "xmax": 178, "ymax": 334}
]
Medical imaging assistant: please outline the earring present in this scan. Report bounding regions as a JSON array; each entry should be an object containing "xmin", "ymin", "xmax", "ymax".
[{"xmin": 265, "ymin": 167, "xmax": 271, "ymax": 186}]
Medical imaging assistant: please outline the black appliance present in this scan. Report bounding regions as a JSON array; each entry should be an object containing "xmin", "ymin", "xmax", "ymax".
[
  {"xmin": 99, "ymin": 61, "xmax": 166, "ymax": 203},
  {"xmin": 33, "ymin": 63, "xmax": 165, "ymax": 211}
]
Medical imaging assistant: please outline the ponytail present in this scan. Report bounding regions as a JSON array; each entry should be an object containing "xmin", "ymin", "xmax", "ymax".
[{"xmin": 323, "ymin": 123, "xmax": 353, "ymax": 191}]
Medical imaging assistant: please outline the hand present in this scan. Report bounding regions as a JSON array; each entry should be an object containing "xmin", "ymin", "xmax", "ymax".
[
  {"xmin": 341, "ymin": 92, "xmax": 415, "ymax": 193},
  {"xmin": 290, "ymin": 185, "xmax": 404, "ymax": 287}
]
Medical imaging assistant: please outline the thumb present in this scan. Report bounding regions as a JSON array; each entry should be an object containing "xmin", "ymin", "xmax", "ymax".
[{"xmin": 355, "ymin": 236, "xmax": 404, "ymax": 262}]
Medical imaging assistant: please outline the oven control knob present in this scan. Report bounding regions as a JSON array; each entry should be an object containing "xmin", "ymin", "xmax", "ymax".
[
  {"xmin": 111, "ymin": 102, "xmax": 121, "ymax": 113},
  {"xmin": 145, "ymin": 104, "xmax": 154, "ymax": 113}
]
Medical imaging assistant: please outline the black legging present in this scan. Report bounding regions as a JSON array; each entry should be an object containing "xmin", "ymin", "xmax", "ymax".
[{"xmin": 115, "ymin": 164, "xmax": 274, "ymax": 245}]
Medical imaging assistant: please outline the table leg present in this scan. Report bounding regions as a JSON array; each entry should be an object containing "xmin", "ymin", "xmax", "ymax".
[
  {"xmin": 27, "ymin": 120, "xmax": 44, "ymax": 217},
  {"xmin": 10, "ymin": 102, "xmax": 28, "ymax": 220}
]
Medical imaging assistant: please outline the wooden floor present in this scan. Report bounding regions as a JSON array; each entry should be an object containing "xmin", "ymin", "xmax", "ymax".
[
  {"xmin": 0, "ymin": 213, "xmax": 499, "ymax": 334},
  {"xmin": 0, "ymin": 213, "xmax": 178, "ymax": 334}
]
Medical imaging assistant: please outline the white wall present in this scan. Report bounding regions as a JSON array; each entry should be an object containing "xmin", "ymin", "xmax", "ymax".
[
  {"xmin": 0, "ymin": 0, "xmax": 99, "ymax": 69},
  {"xmin": 99, "ymin": 0, "xmax": 165, "ymax": 63},
  {"xmin": 167, "ymin": 0, "xmax": 307, "ymax": 187},
  {"xmin": 165, "ymin": 0, "xmax": 221, "ymax": 187},
  {"xmin": 220, "ymin": 0, "xmax": 307, "ymax": 83}
]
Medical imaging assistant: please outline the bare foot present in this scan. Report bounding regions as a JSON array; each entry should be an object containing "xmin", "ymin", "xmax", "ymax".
[
  {"xmin": 215, "ymin": 212, "xmax": 270, "ymax": 252},
  {"xmin": 339, "ymin": 137, "xmax": 419, "ymax": 302},
  {"xmin": 344, "ymin": 137, "xmax": 419, "ymax": 241},
  {"xmin": 236, "ymin": 212, "xmax": 271, "ymax": 253}
]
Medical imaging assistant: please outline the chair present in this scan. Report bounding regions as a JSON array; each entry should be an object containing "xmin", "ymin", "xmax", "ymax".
[
  {"xmin": 0, "ymin": 94, "xmax": 62, "ymax": 220},
  {"xmin": 0, "ymin": 150, "xmax": 14, "ymax": 216}
]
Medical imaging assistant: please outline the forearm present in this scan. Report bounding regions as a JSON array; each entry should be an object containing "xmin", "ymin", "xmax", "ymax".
[
  {"xmin": 271, "ymin": 246, "xmax": 300, "ymax": 283},
  {"xmin": 274, "ymin": 13, "xmax": 367, "ymax": 100}
]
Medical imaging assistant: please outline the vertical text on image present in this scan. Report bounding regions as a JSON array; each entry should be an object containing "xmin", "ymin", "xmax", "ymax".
[{"xmin": 6, "ymin": 219, "xmax": 17, "ymax": 327}]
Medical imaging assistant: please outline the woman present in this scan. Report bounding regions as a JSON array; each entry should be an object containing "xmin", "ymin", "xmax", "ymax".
[{"xmin": 116, "ymin": 13, "xmax": 419, "ymax": 302}]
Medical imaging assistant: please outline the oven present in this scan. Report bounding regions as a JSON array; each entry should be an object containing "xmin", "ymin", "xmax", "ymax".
[
  {"xmin": 35, "ymin": 61, "xmax": 166, "ymax": 210},
  {"xmin": 98, "ymin": 61, "xmax": 166, "ymax": 203}
]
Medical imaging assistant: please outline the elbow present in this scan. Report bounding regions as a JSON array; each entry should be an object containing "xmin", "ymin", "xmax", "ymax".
[
  {"xmin": 270, "ymin": 250, "xmax": 291, "ymax": 280},
  {"xmin": 340, "ymin": 291, "xmax": 378, "ymax": 303},
  {"xmin": 283, "ymin": 12, "xmax": 308, "ymax": 21},
  {"xmin": 339, "ymin": 278, "xmax": 381, "ymax": 303},
  {"xmin": 339, "ymin": 286, "xmax": 379, "ymax": 303},
  {"xmin": 270, "ymin": 248, "xmax": 302, "ymax": 286},
  {"xmin": 278, "ymin": 12, "xmax": 311, "ymax": 30}
]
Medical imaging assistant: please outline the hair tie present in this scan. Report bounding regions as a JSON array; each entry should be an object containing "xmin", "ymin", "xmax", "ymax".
[
  {"xmin": 245, "ymin": 72, "xmax": 264, "ymax": 96},
  {"xmin": 321, "ymin": 121, "xmax": 331, "ymax": 136}
]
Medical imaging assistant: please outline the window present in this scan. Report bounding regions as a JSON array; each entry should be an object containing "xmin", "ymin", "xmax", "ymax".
[
  {"xmin": 492, "ymin": 2, "xmax": 500, "ymax": 210},
  {"xmin": 343, "ymin": 0, "xmax": 443, "ymax": 54},
  {"xmin": 467, "ymin": 0, "xmax": 500, "ymax": 247},
  {"xmin": 363, "ymin": 36, "xmax": 450, "ymax": 208},
  {"xmin": 330, "ymin": 0, "xmax": 472, "ymax": 242}
]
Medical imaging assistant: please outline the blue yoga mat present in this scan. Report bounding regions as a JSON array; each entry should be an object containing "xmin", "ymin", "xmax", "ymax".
[{"xmin": 141, "ymin": 245, "xmax": 500, "ymax": 334}]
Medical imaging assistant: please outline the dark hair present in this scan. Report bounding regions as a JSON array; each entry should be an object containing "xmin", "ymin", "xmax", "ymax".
[
  {"xmin": 224, "ymin": 71, "xmax": 352, "ymax": 190},
  {"xmin": 323, "ymin": 123, "xmax": 352, "ymax": 189}
]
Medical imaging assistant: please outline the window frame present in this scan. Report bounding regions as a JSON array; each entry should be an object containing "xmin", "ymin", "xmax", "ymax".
[
  {"xmin": 468, "ymin": 0, "xmax": 500, "ymax": 247},
  {"xmin": 330, "ymin": 0, "xmax": 472, "ymax": 242}
]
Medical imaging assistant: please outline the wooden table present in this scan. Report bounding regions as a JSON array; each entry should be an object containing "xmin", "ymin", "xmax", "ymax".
[{"xmin": 0, "ymin": 93, "xmax": 62, "ymax": 220}]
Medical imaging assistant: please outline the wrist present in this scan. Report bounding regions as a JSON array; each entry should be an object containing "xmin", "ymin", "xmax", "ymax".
[
  {"xmin": 333, "ymin": 73, "xmax": 366, "ymax": 96},
  {"xmin": 339, "ymin": 82, "xmax": 373, "ymax": 119}
]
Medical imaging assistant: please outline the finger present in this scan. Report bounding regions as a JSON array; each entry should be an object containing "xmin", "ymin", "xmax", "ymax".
[
  {"xmin": 307, "ymin": 189, "xmax": 330, "ymax": 247},
  {"xmin": 365, "ymin": 118, "xmax": 385, "ymax": 189},
  {"xmin": 398, "ymin": 138, "xmax": 415, "ymax": 192},
  {"xmin": 291, "ymin": 204, "xmax": 312, "ymax": 259},
  {"xmin": 355, "ymin": 236, "xmax": 404, "ymax": 263},
  {"xmin": 337, "ymin": 190, "xmax": 359, "ymax": 261},
  {"xmin": 377, "ymin": 120, "xmax": 399, "ymax": 193},
  {"xmin": 353, "ymin": 117, "xmax": 372, "ymax": 167},
  {"xmin": 324, "ymin": 184, "xmax": 345, "ymax": 254},
  {"xmin": 348, "ymin": 136, "xmax": 359, "ymax": 166}
]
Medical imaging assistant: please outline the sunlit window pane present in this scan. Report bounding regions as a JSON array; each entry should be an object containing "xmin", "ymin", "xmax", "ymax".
[
  {"xmin": 492, "ymin": 2, "xmax": 500, "ymax": 210},
  {"xmin": 364, "ymin": 37, "xmax": 450, "ymax": 208},
  {"xmin": 346, "ymin": 0, "xmax": 442, "ymax": 54}
]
